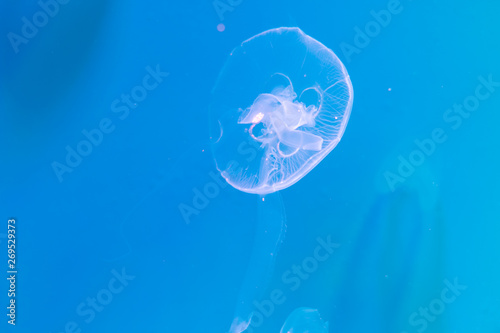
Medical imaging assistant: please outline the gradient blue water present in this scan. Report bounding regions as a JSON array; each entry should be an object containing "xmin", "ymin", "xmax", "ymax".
[{"xmin": 1, "ymin": 0, "xmax": 500, "ymax": 332}]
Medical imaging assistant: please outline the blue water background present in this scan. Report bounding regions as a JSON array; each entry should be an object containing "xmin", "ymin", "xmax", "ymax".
[{"xmin": 1, "ymin": 0, "xmax": 500, "ymax": 332}]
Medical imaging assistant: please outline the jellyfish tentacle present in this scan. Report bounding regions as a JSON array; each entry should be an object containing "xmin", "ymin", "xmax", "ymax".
[{"xmin": 228, "ymin": 192, "xmax": 287, "ymax": 333}]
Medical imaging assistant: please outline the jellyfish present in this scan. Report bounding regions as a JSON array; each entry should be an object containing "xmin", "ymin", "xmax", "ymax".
[
  {"xmin": 280, "ymin": 307, "xmax": 329, "ymax": 333},
  {"xmin": 210, "ymin": 27, "xmax": 353, "ymax": 195},
  {"xmin": 210, "ymin": 27, "xmax": 352, "ymax": 332}
]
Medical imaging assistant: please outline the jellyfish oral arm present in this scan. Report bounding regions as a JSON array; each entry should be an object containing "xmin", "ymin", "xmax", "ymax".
[
  {"xmin": 239, "ymin": 85, "xmax": 323, "ymax": 154},
  {"xmin": 229, "ymin": 193, "xmax": 287, "ymax": 333},
  {"xmin": 279, "ymin": 129, "xmax": 323, "ymax": 151},
  {"xmin": 238, "ymin": 93, "xmax": 280, "ymax": 124}
]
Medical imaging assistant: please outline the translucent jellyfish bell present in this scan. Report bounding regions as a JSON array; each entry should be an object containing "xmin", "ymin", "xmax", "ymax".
[{"xmin": 210, "ymin": 27, "xmax": 354, "ymax": 194}]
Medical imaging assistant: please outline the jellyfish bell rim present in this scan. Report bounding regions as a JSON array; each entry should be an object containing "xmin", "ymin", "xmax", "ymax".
[
  {"xmin": 218, "ymin": 136, "xmax": 344, "ymax": 195},
  {"xmin": 241, "ymin": 26, "xmax": 304, "ymax": 48}
]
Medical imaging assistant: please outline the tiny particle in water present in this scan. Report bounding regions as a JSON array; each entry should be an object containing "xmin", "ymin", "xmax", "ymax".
[
  {"xmin": 217, "ymin": 23, "xmax": 225, "ymax": 32},
  {"xmin": 388, "ymin": 88, "xmax": 392, "ymax": 91}
]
